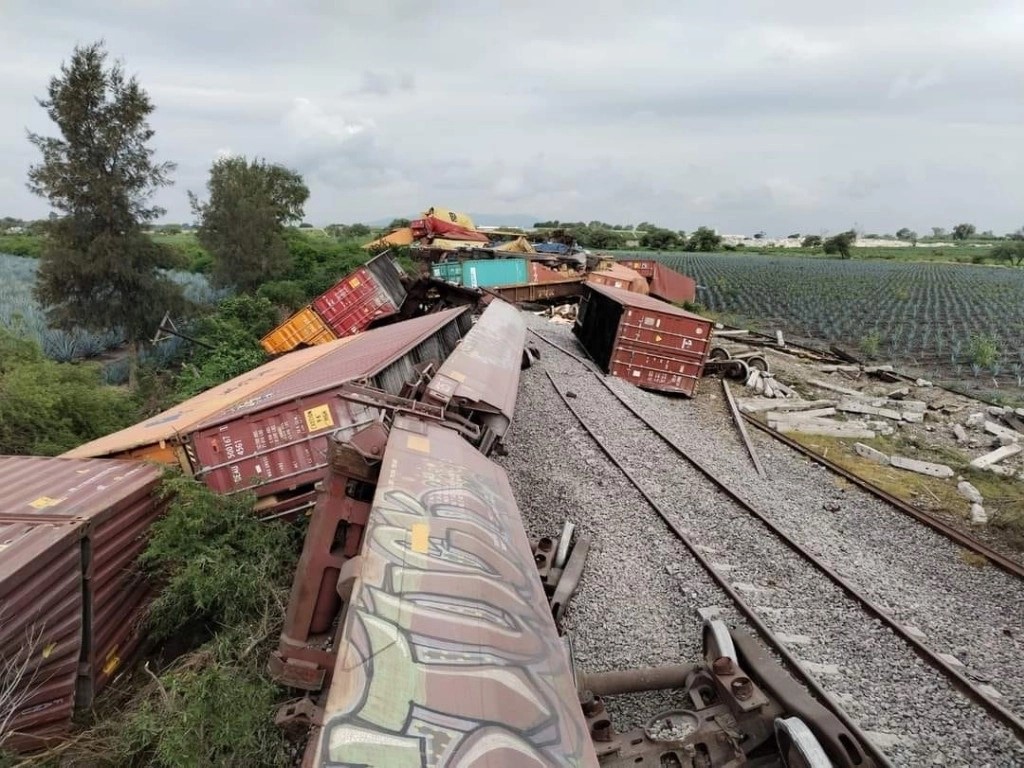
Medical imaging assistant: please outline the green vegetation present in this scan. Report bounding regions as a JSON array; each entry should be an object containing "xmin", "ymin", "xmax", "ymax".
[
  {"xmin": 0, "ymin": 330, "xmax": 137, "ymax": 455},
  {"xmin": 28, "ymin": 42, "xmax": 186, "ymax": 373},
  {"xmin": 0, "ymin": 233, "xmax": 43, "ymax": 257},
  {"xmin": 41, "ymin": 477, "xmax": 299, "ymax": 767},
  {"xmin": 190, "ymin": 156, "xmax": 310, "ymax": 293},
  {"xmin": 150, "ymin": 230, "xmax": 212, "ymax": 273},
  {"xmin": 641, "ymin": 251, "xmax": 1024, "ymax": 397},
  {"xmin": 822, "ymin": 230, "xmax": 856, "ymax": 259}
]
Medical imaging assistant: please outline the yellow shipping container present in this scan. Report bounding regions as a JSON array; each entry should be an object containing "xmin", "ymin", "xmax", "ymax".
[
  {"xmin": 424, "ymin": 207, "xmax": 476, "ymax": 230},
  {"xmin": 260, "ymin": 307, "xmax": 338, "ymax": 355}
]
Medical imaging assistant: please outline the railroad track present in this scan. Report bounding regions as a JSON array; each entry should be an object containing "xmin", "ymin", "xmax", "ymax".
[{"xmin": 528, "ymin": 327, "xmax": 1024, "ymax": 765}]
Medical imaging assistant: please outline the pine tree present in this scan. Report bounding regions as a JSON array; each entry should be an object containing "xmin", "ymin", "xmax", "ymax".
[
  {"xmin": 190, "ymin": 156, "xmax": 309, "ymax": 293},
  {"xmin": 27, "ymin": 42, "xmax": 184, "ymax": 380}
]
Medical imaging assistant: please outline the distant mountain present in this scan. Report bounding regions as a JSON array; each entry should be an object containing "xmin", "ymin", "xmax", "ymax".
[{"xmin": 364, "ymin": 212, "xmax": 540, "ymax": 229}]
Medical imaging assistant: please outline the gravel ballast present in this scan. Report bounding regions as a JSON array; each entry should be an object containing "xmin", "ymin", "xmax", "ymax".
[{"xmin": 499, "ymin": 313, "xmax": 1024, "ymax": 766}]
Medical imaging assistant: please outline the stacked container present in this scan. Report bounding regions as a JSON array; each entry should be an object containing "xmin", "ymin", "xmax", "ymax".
[{"xmin": 260, "ymin": 252, "xmax": 407, "ymax": 355}]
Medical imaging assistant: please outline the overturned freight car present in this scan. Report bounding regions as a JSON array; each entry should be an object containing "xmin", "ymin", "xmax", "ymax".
[
  {"xmin": 0, "ymin": 457, "xmax": 167, "ymax": 752},
  {"xmin": 65, "ymin": 309, "xmax": 473, "ymax": 518},
  {"xmin": 574, "ymin": 283, "xmax": 712, "ymax": 396}
]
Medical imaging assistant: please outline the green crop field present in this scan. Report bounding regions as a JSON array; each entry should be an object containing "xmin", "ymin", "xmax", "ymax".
[
  {"xmin": 637, "ymin": 251, "xmax": 1024, "ymax": 396},
  {"xmin": 0, "ymin": 252, "xmax": 220, "ymax": 367}
]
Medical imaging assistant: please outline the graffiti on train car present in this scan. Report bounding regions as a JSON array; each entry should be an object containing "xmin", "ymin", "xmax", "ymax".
[{"xmin": 316, "ymin": 420, "xmax": 595, "ymax": 767}]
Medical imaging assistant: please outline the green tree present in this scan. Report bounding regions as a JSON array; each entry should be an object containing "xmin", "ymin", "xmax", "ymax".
[
  {"xmin": 951, "ymin": 222, "xmax": 976, "ymax": 241},
  {"xmin": 640, "ymin": 227, "xmax": 681, "ymax": 250},
  {"xmin": 686, "ymin": 226, "xmax": 722, "ymax": 252},
  {"xmin": 823, "ymin": 230, "xmax": 856, "ymax": 259},
  {"xmin": 992, "ymin": 242, "xmax": 1024, "ymax": 266},
  {"xmin": 931, "ymin": 226, "xmax": 946, "ymax": 238},
  {"xmin": 190, "ymin": 156, "xmax": 309, "ymax": 293},
  {"xmin": 27, "ymin": 42, "xmax": 184, "ymax": 377},
  {"xmin": 801, "ymin": 235, "xmax": 823, "ymax": 248},
  {"xmin": 387, "ymin": 218, "xmax": 411, "ymax": 229}
]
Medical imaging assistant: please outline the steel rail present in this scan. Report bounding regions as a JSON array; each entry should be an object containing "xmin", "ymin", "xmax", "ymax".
[
  {"xmin": 544, "ymin": 371, "xmax": 889, "ymax": 768},
  {"xmin": 742, "ymin": 415, "xmax": 1024, "ymax": 581},
  {"xmin": 531, "ymin": 324, "xmax": 1024, "ymax": 579},
  {"xmin": 538, "ymin": 340, "xmax": 1024, "ymax": 746}
]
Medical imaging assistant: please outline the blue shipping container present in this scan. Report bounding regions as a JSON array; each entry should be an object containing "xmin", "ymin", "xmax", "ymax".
[
  {"xmin": 431, "ymin": 261, "xmax": 463, "ymax": 283},
  {"xmin": 462, "ymin": 259, "xmax": 529, "ymax": 288}
]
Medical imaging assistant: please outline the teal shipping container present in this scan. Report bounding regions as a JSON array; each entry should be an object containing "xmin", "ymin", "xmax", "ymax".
[
  {"xmin": 431, "ymin": 259, "xmax": 529, "ymax": 288},
  {"xmin": 431, "ymin": 261, "xmax": 463, "ymax": 283}
]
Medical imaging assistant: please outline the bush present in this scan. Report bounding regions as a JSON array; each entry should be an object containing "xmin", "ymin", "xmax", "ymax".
[
  {"xmin": 0, "ymin": 330, "xmax": 138, "ymax": 455},
  {"xmin": 140, "ymin": 475, "xmax": 299, "ymax": 641},
  {"xmin": 859, "ymin": 331, "xmax": 882, "ymax": 358}
]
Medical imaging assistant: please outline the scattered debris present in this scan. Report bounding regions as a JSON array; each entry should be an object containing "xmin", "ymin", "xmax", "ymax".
[
  {"xmin": 952, "ymin": 425, "xmax": 969, "ymax": 444},
  {"xmin": 971, "ymin": 503, "xmax": 989, "ymax": 525},
  {"xmin": 890, "ymin": 455, "xmax": 955, "ymax": 479},
  {"xmin": 854, "ymin": 443, "xmax": 890, "ymax": 465},
  {"xmin": 957, "ymin": 481, "xmax": 983, "ymax": 505},
  {"xmin": 969, "ymin": 443, "xmax": 1023, "ymax": 470}
]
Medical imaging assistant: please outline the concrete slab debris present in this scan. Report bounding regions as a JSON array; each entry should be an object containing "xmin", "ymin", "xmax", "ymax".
[
  {"xmin": 984, "ymin": 420, "xmax": 1021, "ymax": 443},
  {"xmin": 901, "ymin": 411, "xmax": 925, "ymax": 423},
  {"xmin": 957, "ymin": 481, "xmax": 983, "ymax": 504},
  {"xmin": 767, "ymin": 407, "xmax": 838, "ymax": 421},
  {"xmin": 987, "ymin": 406, "xmax": 1006, "ymax": 417},
  {"xmin": 778, "ymin": 421, "xmax": 876, "ymax": 439},
  {"xmin": 854, "ymin": 443, "xmax": 890, "ymax": 465},
  {"xmin": 971, "ymin": 503, "xmax": 988, "ymax": 525},
  {"xmin": 890, "ymin": 455, "xmax": 955, "ymax": 479},
  {"xmin": 837, "ymin": 400, "xmax": 902, "ymax": 421},
  {"xmin": 696, "ymin": 606, "xmax": 723, "ymax": 622},
  {"xmin": 739, "ymin": 399, "xmax": 836, "ymax": 414},
  {"xmin": 808, "ymin": 378, "xmax": 868, "ymax": 398},
  {"xmin": 966, "ymin": 412, "xmax": 985, "ymax": 428},
  {"xmin": 915, "ymin": 378, "xmax": 933, "ymax": 387},
  {"xmin": 970, "ymin": 443, "xmax": 1023, "ymax": 469},
  {"xmin": 952, "ymin": 425, "xmax": 969, "ymax": 444}
]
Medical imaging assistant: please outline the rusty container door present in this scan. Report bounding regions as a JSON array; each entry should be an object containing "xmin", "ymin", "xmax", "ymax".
[
  {"xmin": 0, "ymin": 518, "xmax": 84, "ymax": 752},
  {"xmin": 609, "ymin": 305, "xmax": 712, "ymax": 395},
  {"xmin": 312, "ymin": 258, "xmax": 405, "ymax": 339}
]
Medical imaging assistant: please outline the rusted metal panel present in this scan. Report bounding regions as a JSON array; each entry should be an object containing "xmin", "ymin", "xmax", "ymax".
[
  {"xmin": 309, "ymin": 417, "xmax": 598, "ymax": 767},
  {"xmin": 0, "ymin": 518, "xmax": 83, "ymax": 752},
  {"xmin": 649, "ymin": 262, "xmax": 697, "ymax": 305},
  {"xmin": 424, "ymin": 300, "xmax": 525, "ymax": 449},
  {"xmin": 586, "ymin": 264, "xmax": 649, "ymax": 295},
  {"xmin": 311, "ymin": 254, "xmax": 406, "ymax": 339},
  {"xmin": 0, "ymin": 456, "xmax": 166, "ymax": 751},
  {"xmin": 615, "ymin": 258, "xmax": 655, "ymax": 278},
  {"xmin": 487, "ymin": 277, "xmax": 584, "ymax": 303},
  {"xmin": 184, "ymin": 309, "xmax": 469, "ymax": 513},
  {"xmin": 574, "ymin": 283, "xmax": 713, "ymax": 396},
  {"xmin": 62, "ymin": 341, "xmax": 356, "ymax": 461}
]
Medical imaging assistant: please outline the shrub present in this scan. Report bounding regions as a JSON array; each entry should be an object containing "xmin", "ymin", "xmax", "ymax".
[
  {"xmin": 859, "ymin": 331, "xmax": 882, "ymax": 358},
  {"xmin": 139, "ymin": 475, "xmax": 299, "ymax": 641},
  {"xmin": 0, "ymin": 330, "xmax": 138, "ymax": 455}
]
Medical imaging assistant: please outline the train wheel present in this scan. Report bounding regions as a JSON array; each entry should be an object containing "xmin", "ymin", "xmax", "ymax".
[{"xmin": 774, "ymin": 716, "xmax": 833, "ymax": 768}]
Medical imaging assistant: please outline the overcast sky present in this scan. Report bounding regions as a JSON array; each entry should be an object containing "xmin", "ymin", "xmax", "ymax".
[{"xmin": 1, "ymin": 1, "xmax": 1021, "ymax": 235}]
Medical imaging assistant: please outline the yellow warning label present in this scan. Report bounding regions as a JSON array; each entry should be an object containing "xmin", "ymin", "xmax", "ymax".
[
  {"xmin": 349, "ymin": 277, "xmax": 361, "ymax": 288},
  {"xmin": 654, "ymin": 334, "xmax": 663, "ymax": 342},
  {"xmin": 303, "ymin": 405, "xmax": 335, "ymax": 432},
  {"xmin": 102, "ymin": 653, "xmax": 121, "ymax": 676},
  {"xmin": 29, "ymin": 496, "xmax": 62, "ymax": 509},
  {"xmin": 42, "ymin": 642, "xmax": 57, "ymax": 659},
  {"xmin": 410, "ymin": 523, "xmax": 429, "ymax": 553},
  {"xmin": 406, "ymin": 435, "xmax": 430, "ymax": 453}
]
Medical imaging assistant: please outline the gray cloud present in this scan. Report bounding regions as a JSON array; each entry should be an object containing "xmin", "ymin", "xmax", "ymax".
[{"xmin": 0, "ymin": 0, "xmax": 1022, "ymax": 234}]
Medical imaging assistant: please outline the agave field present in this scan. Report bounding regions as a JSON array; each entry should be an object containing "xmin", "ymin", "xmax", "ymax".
[
  {"xmin": 645, "ymin": 252, "xmax": 1024, "ymax": 392},
  {"xmin": 0, "ymin": 252, "xmax": 221, "ymax": 365}
]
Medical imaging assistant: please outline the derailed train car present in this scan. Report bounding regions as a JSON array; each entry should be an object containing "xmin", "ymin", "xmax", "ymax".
[{"xmin": 276, "ymin": 299, "xmax": 870, "ymax": 767}]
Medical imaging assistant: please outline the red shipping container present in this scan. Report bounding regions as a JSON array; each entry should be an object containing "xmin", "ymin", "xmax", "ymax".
[
  {"xmin": 574, "ymin": 283, "xmax": 713, "ymax": 396},
  {"xmin": 617, "ymin": 258, "xmax": 655, "ymax": 278},
  {"xmin": 183, "ymin": 308, "xmax": 471, "ymax": 517},
  {"xmin": 0, "ymin": 456, "xmax": 167, "ymax": 752},
  {"xmin": 310, "ymin": 253, "xmax": 407, "ymax": 338},
  {"xmin": 649, "ymin": 262, "xmax": 697, "ymax": 305}
]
